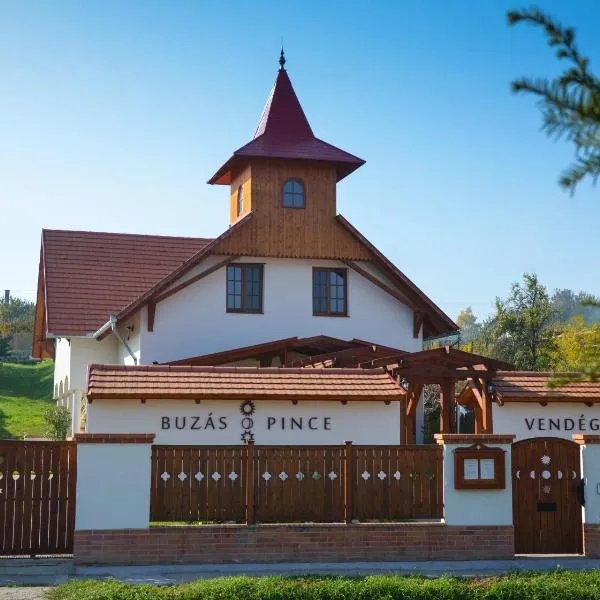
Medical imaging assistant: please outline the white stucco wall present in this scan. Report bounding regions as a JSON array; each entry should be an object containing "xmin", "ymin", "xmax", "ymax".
[
  {"xmin": 580, "ymin": 443, "xmax": 600, "ymax": 524},
  {"xmin": 75, "ymin": 443, "xmax": 152, "ymax": 530},
  {"xmin": 87, "ymin": 399, "xmax": 402, "ymax": 445},
  {"xmin": 69, "ymin": 337, "xmax": 118, "ymax": 390},
  {"xmin": 493, "ymin": 402, "xmax": 600, "ymax": 441},
  {"xmin": 117, "ymin": 311, "xmax": 141, "ymax": 365},
  {"xmin": 140, "ymin": 257, "xmax": 421, "ymax": 365},
  {"xmin": 441, "ymin": 442, "xmax": 513, "ymax": 526}
]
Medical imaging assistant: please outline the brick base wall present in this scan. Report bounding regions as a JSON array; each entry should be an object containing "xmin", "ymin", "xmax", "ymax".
[
  {"xmin": 584, "ymin": 524, "xmax": 600, "ymax": 557},
  {"xmin": 74, "ymin": 523, "xmax": 514, "ymax": 565}
]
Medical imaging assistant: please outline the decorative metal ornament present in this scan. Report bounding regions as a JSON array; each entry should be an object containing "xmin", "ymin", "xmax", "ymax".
[
  {"xmin": 241, "ymin": 417, "xmax": 254, "ymax": 430},
  {"xmin": 240, "ymin": 430, "xmax": 255, "ymax": 444},
  {"xmin": 240, "ymin": 400, "xmax": 256, "ymax": 416}
]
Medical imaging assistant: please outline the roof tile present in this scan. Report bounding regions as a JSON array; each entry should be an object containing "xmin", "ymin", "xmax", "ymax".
[
  {"xmin": 43, "ymin": 230, "xmax": 212, "ymax": 336},
  {"xmin": 86, "ymin": 364, "xmax": 405, "ymax": 401}
]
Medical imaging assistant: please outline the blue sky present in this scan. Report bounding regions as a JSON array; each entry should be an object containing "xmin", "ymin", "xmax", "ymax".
[{"xmin": 1, "ymin": 0, "xmax": 599, "ymax": 323}]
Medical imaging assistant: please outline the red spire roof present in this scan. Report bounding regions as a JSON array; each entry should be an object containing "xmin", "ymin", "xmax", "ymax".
[{"xmin": 208, "ymin": 59, "xmax": 365, "ymax": 185}]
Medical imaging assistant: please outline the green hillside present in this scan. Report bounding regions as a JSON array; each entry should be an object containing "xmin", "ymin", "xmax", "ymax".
[{"xmin": 0, "ymin": 361, "xmax": 54, "ymax": 439}]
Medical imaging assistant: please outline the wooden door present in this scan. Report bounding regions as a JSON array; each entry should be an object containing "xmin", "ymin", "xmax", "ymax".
[
  {"xmin": 0, "ymin": 441, "xmax": 76, "ymax": 555},
  {"xmin": 512, "ymin": 437, "xmax": 582, "ymax": 554}
]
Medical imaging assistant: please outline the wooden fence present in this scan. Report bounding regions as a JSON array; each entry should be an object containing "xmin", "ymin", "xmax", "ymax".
[
  {"xmin": 150, "ymin": 443, "xmax": 443, "ymax": 523},
  {"xmin": 0, "ymin": 441, "xmax": 77, "ymax": 555}
]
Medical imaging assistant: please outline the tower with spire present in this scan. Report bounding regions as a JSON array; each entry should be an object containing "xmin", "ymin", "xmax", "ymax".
[{"xmin": 209, "ymin": 52, "xmax": 366, "ymax": 256}]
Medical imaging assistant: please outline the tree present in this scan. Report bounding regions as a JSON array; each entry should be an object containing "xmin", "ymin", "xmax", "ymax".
[
  {"xmin": 551, "ymin": 288, "xmax": 600, "ymax": 324},
  {"xmin": 0, "ymin": 335, "xmax": 12, "ymax": 361},
  {"xmin": 456, "ymin": 307, "xmax": 482, "ymax": 342},
  {"xmin": 552, "ymin": 316, "xmax": 600, "ymax": 373},
  {"xmin": 508, "ymin": 8, "xmax": 600, "ymax": 193},
  {"xmin": 494, "ymin": 273, "xmax": 555, "ymax": 370},
  {"xmin": 0, "ymin": 297, "xmax": 35, "ymax": 335}
]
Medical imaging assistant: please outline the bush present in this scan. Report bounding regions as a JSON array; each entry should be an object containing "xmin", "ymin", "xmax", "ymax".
[
  {"xmin": 47, "ymin": 571, "xmax": 600, "ymax": 600},
  {"xmin": 43, "ymin": 405, "xmax": 71, "ymax": 440}
]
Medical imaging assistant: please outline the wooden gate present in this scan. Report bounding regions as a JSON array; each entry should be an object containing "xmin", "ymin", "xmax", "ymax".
[
  {"xmin": 512, "ymin": 437, "xmax": 582, "ymax": 554},
  {"xmin": 0, "ymin": 441, "xmax": 77, "ymax": 555}
]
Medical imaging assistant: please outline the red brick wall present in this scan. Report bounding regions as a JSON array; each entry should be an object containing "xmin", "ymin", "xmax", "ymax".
[
  {"xmin": 74, "ymin": 523, "xmax": 514, "ymax": 565},
  {"xmin": 584, "ymin": 524, "xmax": 600, "ymax": 557}
]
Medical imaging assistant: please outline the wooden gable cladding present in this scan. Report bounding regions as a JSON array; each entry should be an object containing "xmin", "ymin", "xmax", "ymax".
[
  {"xmin": 229, "ymin": 165, "xmax": 252, "ymax": 224},
  {"xmin": 215, "ymin": 158, "xmax": 370, "ymax": 260}
]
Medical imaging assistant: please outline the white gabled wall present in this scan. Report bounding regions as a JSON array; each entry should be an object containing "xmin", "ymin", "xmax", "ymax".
[
  {"xmin": 70, "ymin": 337, "xmax": 118, "ymax": 390},
  {"xmin": 141, "ymin": 257, "xmax": 421, "ymax": 364},
  {"xmin": 53, "ymin": 336, "xmax": 118, "ymax": 435},
  {"xmin": 117, "ymin": 311, "xmax": 141, "ymax": 365}
]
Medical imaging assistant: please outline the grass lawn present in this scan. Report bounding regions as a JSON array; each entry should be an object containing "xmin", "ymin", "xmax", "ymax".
[
  {"xmin": 47, "ymin": 571, "xmax": 600, "ymax": 600},
  {"xmin": 0, "ymin": 361, "xmax": 54, "ymax": 439}
]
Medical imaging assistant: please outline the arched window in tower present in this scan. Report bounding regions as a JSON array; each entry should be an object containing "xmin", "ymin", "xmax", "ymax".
[
  {"xmin": 282, "ymin": 179, "xmax": 305, "ymax": 208},
  {"xmin": 237, "ymin": 185, "xmax": 244, "ymax": 216}
]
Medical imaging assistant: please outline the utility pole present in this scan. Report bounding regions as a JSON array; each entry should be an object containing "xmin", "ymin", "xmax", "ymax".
[{"xmin": 3, "ymin": 290, "xmax": 9, "ymax": 303}]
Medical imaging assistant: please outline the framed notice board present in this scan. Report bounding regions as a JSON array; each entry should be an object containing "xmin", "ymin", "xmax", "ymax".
[{"xmin": 454, "ymin": 444, "xmax": 506, "ymax": 490}]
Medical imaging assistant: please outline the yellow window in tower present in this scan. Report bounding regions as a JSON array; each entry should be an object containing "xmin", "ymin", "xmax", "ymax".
[{"xmin": 237, "ymin": 185, "xmax": 244, "ymax": 216}]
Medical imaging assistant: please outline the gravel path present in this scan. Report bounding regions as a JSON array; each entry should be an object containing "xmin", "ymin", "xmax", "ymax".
[{"xmin": 0, "ymin": 589, "xmax": 49, "ymax": 600}]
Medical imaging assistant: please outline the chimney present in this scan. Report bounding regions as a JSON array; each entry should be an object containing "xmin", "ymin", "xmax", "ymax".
[{"xmin": 3, "ymin": 290, "xmax": 9, "ymax": 303}]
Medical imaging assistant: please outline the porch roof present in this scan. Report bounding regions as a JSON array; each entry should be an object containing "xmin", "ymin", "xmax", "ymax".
[
  {"xmin": 86, "ymin": 364, "xmax": 406, "ymax": 402},
  {"xmin": 458, "ymin": 371, "xmax": 600, "ymax": 405}
]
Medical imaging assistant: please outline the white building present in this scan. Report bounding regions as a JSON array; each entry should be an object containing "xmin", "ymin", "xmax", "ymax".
[{"xmin": 32, "ymin": 54, "xmax": 460, "ymax": 442}]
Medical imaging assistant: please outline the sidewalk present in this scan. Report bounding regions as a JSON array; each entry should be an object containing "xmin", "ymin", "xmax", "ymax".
[{"xmin": 2, "ymin": 556, "xmax": 600, "ymax": 588}]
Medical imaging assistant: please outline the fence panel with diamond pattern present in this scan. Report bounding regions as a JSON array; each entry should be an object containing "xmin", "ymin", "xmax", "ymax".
[
  {"xmin": 353, "ymin": 445, "xmax": 443, "ymax": 520},
  {"xmin": 150, "ymin": 445, "xmax": 246, "ymax": 523},
  {"xmin": 253, "ymin": 445, "xmax": 346, "ymax": 522},
  {"xmin": 150, "ymin": 444, "xmax": 443, "ymax": 523}
]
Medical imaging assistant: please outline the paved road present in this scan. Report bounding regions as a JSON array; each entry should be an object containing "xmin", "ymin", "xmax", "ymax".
[
  {"xmin": 0, "ymin": 589, "xmax": 49, "ymax": 600},
  {"xmin": 2, "ymin": 556, "xmax": 600, "ymax": 591}
]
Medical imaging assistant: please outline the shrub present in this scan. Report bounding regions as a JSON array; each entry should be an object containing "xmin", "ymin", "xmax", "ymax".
[{"xmin": 43, "ymin": 405, "xmax": 71, "ymax": 440}]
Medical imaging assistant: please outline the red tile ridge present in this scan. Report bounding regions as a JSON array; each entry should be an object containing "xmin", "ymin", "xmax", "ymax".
[{"xmin": 87, "ymin": 363, "xmax": 391, "ymax": 376}]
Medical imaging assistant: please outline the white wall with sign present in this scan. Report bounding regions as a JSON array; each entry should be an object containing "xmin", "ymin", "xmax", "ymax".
[
  {"xmin": 493, "ymin": 402, "xmax": 600, "ymax": 440},
  {"xmin": 87, "ymin": 399, "xmax": 402, "ymax": 445}
]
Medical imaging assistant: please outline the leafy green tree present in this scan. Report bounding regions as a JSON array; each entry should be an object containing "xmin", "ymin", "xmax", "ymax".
[
  {"xmin": 508, "ymin": 8, "xmax": 600, "ymax": 193},
  {"xmin": 494, "ymin": 273, "xmax": 556, "ymax": 370},
  {"xmin": 552, "ymin": 316, "xmax": 600, "ymax": 372},
  {"xmin": 0, "ymin": 297, "xmax": 35, "ymax": 335}
]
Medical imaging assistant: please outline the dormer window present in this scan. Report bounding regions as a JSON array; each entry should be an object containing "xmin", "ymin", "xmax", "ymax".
[
  {"xmin": 282, "ymin": 179, "xmax": 305, "ymax": 208},
  {"xmin": 237, "ymin": 185, "xmax": 244, "ymax": 216}
]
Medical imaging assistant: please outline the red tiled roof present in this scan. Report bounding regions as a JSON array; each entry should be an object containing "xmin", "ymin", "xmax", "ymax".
[
  {"xmin": 86, "ymin": 364, "xmax": 405, "ymax": 401},
  {"xmin": 42, "ymin": 230, "xmax": 212, "ymax": 336},
  {"xmin": 208, "ymin": 67, "xmax": 364, "ymax": 185},
  {"xmin": 492, "ymin": 372, "xmax": 600, "ymax": 402}
]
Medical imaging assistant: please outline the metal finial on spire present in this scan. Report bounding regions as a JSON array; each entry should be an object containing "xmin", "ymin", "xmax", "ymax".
[{"xmin": 279, "ymin": 47, "xmax": 286, "ymax": 70}]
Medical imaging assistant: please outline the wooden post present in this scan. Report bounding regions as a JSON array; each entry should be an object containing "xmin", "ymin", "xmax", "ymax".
[
  {"xmin": 439, "ymin": 379, "xmax": 454, "ymax": 434},
  {"xmin": 480, "ymin": 378, "xmax": 493, "ymax": 433},
  {"xmin": 344, "ymin": 441, "xmax": 353, "ymax": 524},
  {"xmin": 474, "ymin": 401, "xmax": 484, "ymax": 434},
  {"xmin": 245, "ymin": 440, "xmax": 255, "ymax": 525}
]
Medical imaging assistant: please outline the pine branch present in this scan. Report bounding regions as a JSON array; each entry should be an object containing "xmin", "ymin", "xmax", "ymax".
[{"xmin": 508, "ymin": 7, "xmax": 600, "ymax": 192}]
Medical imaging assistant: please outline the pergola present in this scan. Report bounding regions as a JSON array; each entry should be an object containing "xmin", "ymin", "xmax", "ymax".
[{"xmin": 166, "ymin": 337, "xmax": 512, "ymax": 443}]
